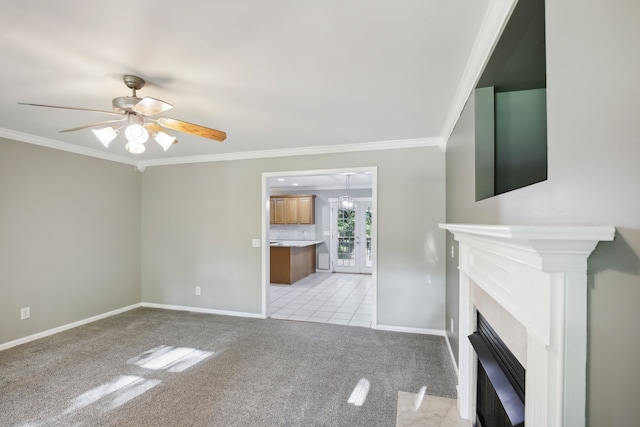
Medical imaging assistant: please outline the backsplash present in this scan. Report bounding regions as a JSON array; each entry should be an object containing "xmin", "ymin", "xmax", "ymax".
[{"xmin": 270, "ymin": 224, "xmax": 316, "ymax": 241}]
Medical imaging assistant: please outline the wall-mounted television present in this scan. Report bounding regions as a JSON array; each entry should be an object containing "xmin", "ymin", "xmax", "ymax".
[{"xmin": 475, "ymin": 0, "xmax": 547, "ymax": 201}]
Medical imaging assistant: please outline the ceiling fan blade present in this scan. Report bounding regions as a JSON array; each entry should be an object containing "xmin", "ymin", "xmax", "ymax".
[
  {"xmin": 19, "ymin": 102, "xmax": 122, "ymax": 117},
  {"xmin": 59, "ymin": 117, "xmax": 127, "ymax": 133},
  {"xmin": 144, "ymin": 122, "xmax": 164, "ymax": 134},
  {"xmin": 132, "ymin": 97, "xmax": 173, "ymax": 116},
  {"xmin": 157, "ymin": 117, "xmax": 226, "ymax": 142}
]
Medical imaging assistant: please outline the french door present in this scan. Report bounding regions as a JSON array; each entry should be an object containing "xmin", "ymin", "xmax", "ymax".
[{"xmin": 331, "ymin": 200, "xmax": 372, "ymax": 274}]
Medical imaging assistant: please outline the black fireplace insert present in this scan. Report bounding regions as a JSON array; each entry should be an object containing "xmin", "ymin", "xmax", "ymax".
[{"xmin": 469, "ymin": 313, "xmax": 525, "ymax": 427}]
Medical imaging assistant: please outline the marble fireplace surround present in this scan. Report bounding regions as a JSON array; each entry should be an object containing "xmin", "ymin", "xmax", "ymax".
[{"xmin": 440, "ymin": 224, "xmax": 615, "ymax": 427}]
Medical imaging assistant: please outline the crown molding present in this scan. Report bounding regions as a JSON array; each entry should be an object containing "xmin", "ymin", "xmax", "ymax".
[
  {"xmin": 0, "ymin": 127, "xmax": 137, "ymax": 166},
  {"xmin": 439, "ymin": 0, "xmax": 518, "ymax": 148},
  {"xmin": 141, "ymin": 137, "xmax": 443, "ymax": 168},
  {"xmin": 2, "ymin": 127, "xmax": 441, "ymax": 169}
]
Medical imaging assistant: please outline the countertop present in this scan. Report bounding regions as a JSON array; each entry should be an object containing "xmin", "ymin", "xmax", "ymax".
[{"xmin": 270, "ymin": 240, "xmax": 324, "ymax": 247}]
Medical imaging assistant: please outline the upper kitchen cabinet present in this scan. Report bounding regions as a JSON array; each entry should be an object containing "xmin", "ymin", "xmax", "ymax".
[
  {"xmin": 285, "ymin": 197, "xmax": 299, "ymax": 223},
  {"xmin": 271, "ymin": 198, "xmax": 286, "ymax": 224},
  {"xmin": 297, "ymin": 196, "xmax": 314, "ymax": 224},
  {"xmin": 270, "ymin": 195, "xmax": 315, "ymax": 224}
]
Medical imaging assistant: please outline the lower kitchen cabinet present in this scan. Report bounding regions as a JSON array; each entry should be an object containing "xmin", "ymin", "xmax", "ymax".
[{"xmin": 270, "ymin": 245, "xmax": 316, "ymax": 285}]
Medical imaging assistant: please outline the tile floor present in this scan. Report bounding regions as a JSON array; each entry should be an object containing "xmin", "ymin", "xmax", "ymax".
[
  {"xmin": 396, "ymin": 391, "xmax": 469, "ymax": 427},
  {"xmin": 269, "ymin": 272, "xmax": 373, "ymax": 327}
]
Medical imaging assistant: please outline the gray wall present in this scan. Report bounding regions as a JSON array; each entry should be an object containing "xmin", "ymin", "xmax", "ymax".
[
  {"xmin": 0, "ymin": 139, "xmax": 141, "ymax": 345},
  {"xmin": 445, "ymin": 1, "xmax": 640, "ymax": 425},
  {"xmin": 141, "ymin": 147, "xmax": 447, "ymax": 330}
]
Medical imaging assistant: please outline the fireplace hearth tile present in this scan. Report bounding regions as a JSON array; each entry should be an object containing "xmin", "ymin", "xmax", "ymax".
[{"xmin": 396, "ymin": 391, "xmax": 470, "ymax": 427}]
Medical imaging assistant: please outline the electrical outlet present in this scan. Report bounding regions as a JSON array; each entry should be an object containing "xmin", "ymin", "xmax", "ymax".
[
  {"xmin": 252, "ymin": 238, "xmax": 261, "ymax": 248},
  {"xmin": 20, "ymin": 307, "xmax": 30, "ymax": 320},
  {"xmin": 195, "ymin": 286, "xmax": 201, "ymax": 296},
  {"xmin": 450, "ymin": 318, "xmax": 454, "ymax": 333}
]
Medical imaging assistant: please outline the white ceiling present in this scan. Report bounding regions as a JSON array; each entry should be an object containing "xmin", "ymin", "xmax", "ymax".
[
  {"xmin": 269, "ymin": 172, "xmax": 372, "ymax": 192},
  {"xmin": 0, "ymin": 0, "xmax": 493, "ymax": 167}
]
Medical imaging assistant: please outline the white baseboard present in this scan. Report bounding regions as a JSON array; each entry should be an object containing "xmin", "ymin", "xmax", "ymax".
[
  {"xmin": 141, "ymin": 302, "xmax": 265, "ymax": 319},
  {"xmin": 445, "ymin": 333, "xmax": 459, "ymax": 377},
  {"xmin": 375, "ymin": 324, "xmax": 446, "ymax": 336},
  {"xmin": 0, "ymin": 303, "xmax": 142, "ymax": 351}
]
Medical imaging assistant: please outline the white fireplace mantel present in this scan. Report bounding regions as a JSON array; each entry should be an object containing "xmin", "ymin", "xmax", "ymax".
[{"xmin": 439, "ymin": 224, "xmax": 615, "ymax": 427}]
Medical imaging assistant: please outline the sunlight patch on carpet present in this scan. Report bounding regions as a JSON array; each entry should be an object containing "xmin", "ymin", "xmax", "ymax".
[
  {"xmin": 127, "ymin": 345, "xmax": 214, "ymax": 372},
  {"xmin": 26, "ymin": 346, "xmax": 213, "ymax": 425},
  {"xmin": 348, "ymin": 378, "xmax": 370, "ymax": 407},
  {"xmin": 50, "ymin": 375, "xmax": 163, "ymax": 423}
]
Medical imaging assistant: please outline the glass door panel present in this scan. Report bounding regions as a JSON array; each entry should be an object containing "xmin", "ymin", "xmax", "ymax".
[
  {"xmin": 362, "ymin": 205, "xmax": 372, "ymax": 270},
  {"xmin": 337, "ymin": 208, "xmax": 356, "ymax": 268},
  {"xmin": 333, "ymin": 200, "xmax": 372, "ymax": 274}
]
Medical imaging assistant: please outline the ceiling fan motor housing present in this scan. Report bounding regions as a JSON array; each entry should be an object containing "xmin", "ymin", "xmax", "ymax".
[
  {"xmin": 112, "ymin": 75, "xmax": 146, "ymax": 113},
  {"xmin": 112, "ymin": 96, "xmax": 142, "ymax": 114}
]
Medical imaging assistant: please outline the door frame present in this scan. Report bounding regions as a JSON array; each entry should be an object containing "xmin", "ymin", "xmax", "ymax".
[{"xmin": 261, "ymin": 167, "xmax": 378, "ymax": 327}]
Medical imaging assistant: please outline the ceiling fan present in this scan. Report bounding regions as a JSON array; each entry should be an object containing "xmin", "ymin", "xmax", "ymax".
[{"xmin": 19, "ymin": 75, "xmax": 226, "ymax": 154}]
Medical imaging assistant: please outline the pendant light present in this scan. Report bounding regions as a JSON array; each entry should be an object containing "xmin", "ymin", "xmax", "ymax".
[{"xmin": 339, "ymin": 174, "xmax": 355, "ymax": 209}]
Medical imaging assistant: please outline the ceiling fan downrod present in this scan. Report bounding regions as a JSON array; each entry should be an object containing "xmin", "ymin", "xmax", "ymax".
[{"xmin": 123, "ymin": 75, "xmax": 145, "ymax": 98}]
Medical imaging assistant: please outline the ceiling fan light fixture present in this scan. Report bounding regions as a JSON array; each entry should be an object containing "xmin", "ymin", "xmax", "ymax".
[
  {"xmin": 92, "ymin": 127, "xmax": 119, "ymax": 147},
  {"xmin": 125, "ymin": 141, "xmax": 146, "ymax": 154},
  {"xmin": 154, "ymin": 131, "xmax": 176, "ymax": 151},
  {"xmin": 124, "ymin": 123, "xmax": 149, "ymax": 145}
]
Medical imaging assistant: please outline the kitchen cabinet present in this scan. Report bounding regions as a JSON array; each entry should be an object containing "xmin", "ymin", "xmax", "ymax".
[
  {"xmin": 285, "ymin": 197, "xmax": 298, "ymax": 223},
  {"xmin": 270, "ymin": 244, "xmax": 317, "ymax": 284},
  {"xmin": 270, "ymin": 195, "xmax": 315, "ymax": 224},
  {"xmin": 271, "ymin": 198, "xmax": 286, "ymax": 224},
  {"xmin": 297, "ymin": 196, "xmax": 314, "ymax": 224}
]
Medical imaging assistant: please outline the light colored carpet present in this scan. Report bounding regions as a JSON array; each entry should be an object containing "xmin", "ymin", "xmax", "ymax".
[{"xmin": 0, "ymin": 308, "xmax": 457, "ymax": 426}]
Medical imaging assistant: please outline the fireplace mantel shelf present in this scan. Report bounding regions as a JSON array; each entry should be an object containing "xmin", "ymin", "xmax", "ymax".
[
  {"xmin": 439, "ymin": 223, "xmax": 615, "ymax": 242},
  {"xmin": 440, "ymin": 224, "xmax": 615, "ymax": 273},
  {"xmin": 439, "ymin": 223, "xmax": 615, "ymax": 427}
]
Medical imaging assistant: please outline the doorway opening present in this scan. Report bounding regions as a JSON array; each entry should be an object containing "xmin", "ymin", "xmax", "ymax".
[{"xmin": 261, "ymin": 167, "xmax": 377, "ymax": 328}]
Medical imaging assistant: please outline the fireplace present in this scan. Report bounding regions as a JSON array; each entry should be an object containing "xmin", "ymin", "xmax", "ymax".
[
  {"xmin": 440, "ymin": 224, "xmax": 614, "ymax": 427},
  {"xmin": 471, "ymin": 313, "xmax": 525, "ymax": 427}
]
